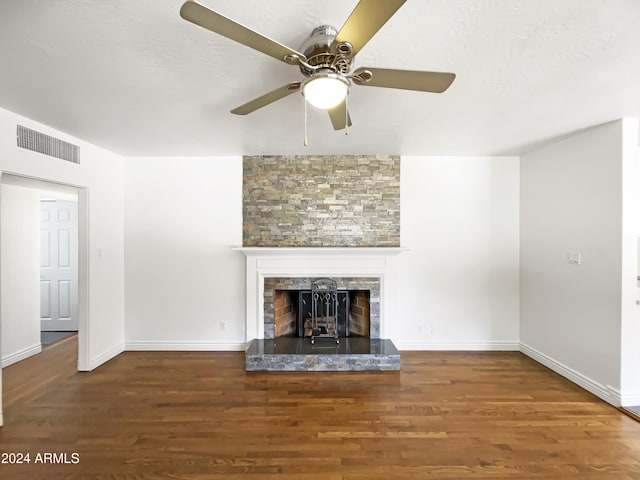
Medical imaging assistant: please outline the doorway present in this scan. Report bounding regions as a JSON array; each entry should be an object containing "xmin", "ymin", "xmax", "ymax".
[{"xmin": 0, "ymin": 174, "xmax": 87, "ymax": 369}]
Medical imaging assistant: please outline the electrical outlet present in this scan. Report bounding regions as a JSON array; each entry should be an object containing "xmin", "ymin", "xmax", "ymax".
[
  {"xmin": 430, "ymin": 325, "xmax": 437, "ymax": 335},
  {"xmin": 417, "ymin": 324, "xmax": 423, "ymax": 334},
  {"xmin": 219, "ymin": 321, "xmax": 226, "ymax": 332}
]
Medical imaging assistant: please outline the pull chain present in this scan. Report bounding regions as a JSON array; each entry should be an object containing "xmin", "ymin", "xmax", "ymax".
[
  {"xmin": 304, "ymin": 97, "xmax": 308, "ymax": 147},
  {"xmin": 344, "ymin": 95, "xmax": 349, "ymax": 136}
]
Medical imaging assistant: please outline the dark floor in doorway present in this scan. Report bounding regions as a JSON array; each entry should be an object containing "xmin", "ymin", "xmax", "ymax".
[
  {"xmin": 41, "ymin": 331, "xmax": 76, "ymax": 347},
  {"xmin": 627, "ymin": 405, "xmax": 640, "ymax": 415}
]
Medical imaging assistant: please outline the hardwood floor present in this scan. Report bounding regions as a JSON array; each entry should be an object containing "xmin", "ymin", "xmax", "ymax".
[{"xmin": 2, "ymin": 338, "xmax": 640, "ymax": 479}]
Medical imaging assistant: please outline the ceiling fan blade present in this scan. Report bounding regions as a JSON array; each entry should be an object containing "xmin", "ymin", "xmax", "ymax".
[
  {"xmin": 327, "ymin": 100, "xmax": 352, "ymax": 131},
  {"xmin": 180, "ymin": 1, "xmax": 306, "ymax": 64},
  {"xmin": 353, "ymin": 67, "xmax": 455, "ymax": 93},
  {"xmin": 331, "ymin": 0, "xmax": 406, "ymax": 56},
  {"xmin": 231, "ymin": 82, "xmax": 301, "ymax": 115}
]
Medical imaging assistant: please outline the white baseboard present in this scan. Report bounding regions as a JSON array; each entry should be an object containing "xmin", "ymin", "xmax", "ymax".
[
  {"xmin": 519, "ymin": 342, "xmax": 619, "ymax": 406},
  {"xmin": 1, "ymin": 343, "xmax": 42, "ymax": 368},
  {"xmin": 608, "ymin": 386, "xmax": 640, "ymax": 407},
  {"xmin": 125, "ymin": 341, "xmax": 246, "ymax": 351},
  {"xmin": 89, "ymin": 343, "xmax": 125, "ymax": 371},
  {"xmin": 396, "ymin": 340, "xmax": 520, "ymax": 351}
]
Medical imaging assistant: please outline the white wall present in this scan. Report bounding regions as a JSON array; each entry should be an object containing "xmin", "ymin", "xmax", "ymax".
[
  {"xmin": 1, "ymin": 184, "xmax": 41, "ymax": 367},
  {"xmin": 123, "ymin": 156, "xmax": 245, "ymax": 350},
  {"xmin": 395, "ymin": 156, "xmax": 520, "ymax": 350},
  {"xmin": 519, "ymin": 120, "xmax": 632, "ymax": 406},
  {"xmin": 0, "ymin": 106, "xmax": 126, "ymax": 369},
  {"xmin": 123, "ymin": 155, "xmax": 520, "ymax": 351}
]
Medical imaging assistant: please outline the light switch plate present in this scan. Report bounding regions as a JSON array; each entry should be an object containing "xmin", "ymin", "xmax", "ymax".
[{"xmin": 567, "ymin": 251, "xmax": 581, "ymax": 265}]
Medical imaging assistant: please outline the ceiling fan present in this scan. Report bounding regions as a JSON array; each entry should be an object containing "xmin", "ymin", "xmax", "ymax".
[{"xmin": 180, "ymin": 0, "xmax": 456, "ymax": 133}]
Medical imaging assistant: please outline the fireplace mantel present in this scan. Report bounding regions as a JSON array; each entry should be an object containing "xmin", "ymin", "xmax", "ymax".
[
  {"xmin": 234, "ymin": 247, "xmax": 407, "ymax": 256},
  {"xmin": 234, "ymin": 247, "xmax": 407, "ymax": 342}
]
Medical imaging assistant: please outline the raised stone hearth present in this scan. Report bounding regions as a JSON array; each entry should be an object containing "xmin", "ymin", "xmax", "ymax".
[{"xmin": 245, "ymin": 338, "xmax": 400, "ymax": 371}]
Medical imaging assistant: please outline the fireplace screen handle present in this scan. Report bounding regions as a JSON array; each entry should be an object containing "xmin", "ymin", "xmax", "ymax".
[{"xmin": 310, "ymin": 279, "xmax": 340, "ymax": 344}]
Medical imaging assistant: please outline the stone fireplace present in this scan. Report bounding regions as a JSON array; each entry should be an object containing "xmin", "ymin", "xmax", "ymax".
[{"xmin": 238, "ymin": 155, "xmax": 403, "ymax": 370}]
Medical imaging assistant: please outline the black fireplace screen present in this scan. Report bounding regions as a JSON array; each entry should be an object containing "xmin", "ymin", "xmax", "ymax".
[
  {"xmin": 298, "ymin": 282, "xmax": 350, "ymax": 338},
  {"xmin": 273, "ymin": 280, "xmax": 370, "ymax": 339}
]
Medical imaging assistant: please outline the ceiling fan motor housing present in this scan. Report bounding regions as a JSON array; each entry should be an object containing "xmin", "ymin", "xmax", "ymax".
[{"xmin": 298, "ymin": 25, "xmax": 352, "ymax": 76}]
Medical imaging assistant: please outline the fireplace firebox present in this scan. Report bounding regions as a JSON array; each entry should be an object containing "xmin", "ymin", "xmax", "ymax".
[
  {"xmin": 270, "ymin": 278, "xmax": 372, "ymax": 341},
  {"xmin": 264, "ymin": 276, "xmax": 380, "ymax": 340},
  {"xmin": 275, "ymin": 288, "xmax": 370, "ymax": 341}
]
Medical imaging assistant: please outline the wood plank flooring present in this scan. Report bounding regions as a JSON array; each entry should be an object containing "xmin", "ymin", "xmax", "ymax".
[{"xmin": 2, "ymin": 338, "xmax": 640, "ymax": 479}]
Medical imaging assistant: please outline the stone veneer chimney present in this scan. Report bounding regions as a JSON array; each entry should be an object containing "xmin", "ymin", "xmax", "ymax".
[{"xmin": 243, "ymin": 155, "xmax": 400, "ymax": 247}]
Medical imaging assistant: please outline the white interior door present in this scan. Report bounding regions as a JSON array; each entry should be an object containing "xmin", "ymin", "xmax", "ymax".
[{"xmin": 40, "ymin": 199, "xmax": 78, "ymax": 331}]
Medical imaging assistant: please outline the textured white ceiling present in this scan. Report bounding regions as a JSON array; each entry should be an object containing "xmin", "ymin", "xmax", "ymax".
[{"xmin": 1, "ymin": 0, "xmax": 639, "ymax": 156}]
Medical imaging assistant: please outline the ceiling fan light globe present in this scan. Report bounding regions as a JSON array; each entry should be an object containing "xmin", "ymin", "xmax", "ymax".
[{"xmin": 302, "ymin": 75, "xmax": 349, "ymax": 109}]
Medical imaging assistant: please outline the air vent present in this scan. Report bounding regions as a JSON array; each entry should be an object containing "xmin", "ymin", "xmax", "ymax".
[{"xmin": 16, "ymin": 125, "xmax": 80, "ymax": 164}]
